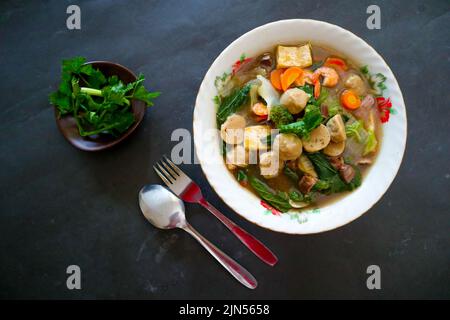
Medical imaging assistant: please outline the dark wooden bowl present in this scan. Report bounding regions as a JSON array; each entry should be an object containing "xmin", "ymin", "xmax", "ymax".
[{"xmin": 54, "ymin": 61, "xmax": 146, "ymax": 151}]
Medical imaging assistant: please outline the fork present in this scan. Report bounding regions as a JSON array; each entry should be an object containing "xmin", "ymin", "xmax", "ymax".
[{"xmin": 153, "ymin": 156, "xmax": 278, "ymax": 266}]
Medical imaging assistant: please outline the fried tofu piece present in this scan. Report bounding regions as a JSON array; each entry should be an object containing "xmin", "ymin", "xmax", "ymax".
[
  {"xmin": 276, "ymin": 44, "xmax": 313, "ymax": 69},
  {"xmin": 244, "ymin": 125, "xmax": 271, "ymax": 151}
]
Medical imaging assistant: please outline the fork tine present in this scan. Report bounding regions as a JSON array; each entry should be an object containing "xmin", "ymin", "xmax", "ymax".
[
  {"xmin": 163, "ymin": 155, "xmax": 181, "ymax": 175},
  {"xmin": 156, "ymin": 162, "xmax": 175, "ymax": 181},
  {"xmin": 153, "ymin": 165, "xmax": 173, "ymax": 185},
  {"xmin": 160, "ymin": 159, "xmax": 179, "ymax": 178}
]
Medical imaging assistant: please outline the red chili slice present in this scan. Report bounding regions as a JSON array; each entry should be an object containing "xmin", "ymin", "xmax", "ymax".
[
  {"xmin": 232, "ymin": 58, "xmax": 253, "ymax": 74},
  {"xmin": 324, "ymin": 57, "xmax": 348, "ymax": 71}
]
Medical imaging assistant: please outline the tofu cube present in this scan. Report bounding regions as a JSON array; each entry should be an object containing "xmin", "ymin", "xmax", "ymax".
[
  {"xmin": 244, "ymin": 125, "xmax": 271, "ymax": 151},
  {"xmin": 276, "ymin": 44, "xmax": 313, "ymax": 69}
]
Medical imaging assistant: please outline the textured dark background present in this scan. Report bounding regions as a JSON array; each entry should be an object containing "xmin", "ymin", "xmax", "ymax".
[{"xmin": 0, "ymin": 0, "xmax": 449, "ymax": 299}]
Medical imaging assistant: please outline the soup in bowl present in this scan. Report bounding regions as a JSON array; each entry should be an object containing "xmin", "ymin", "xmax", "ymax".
[{"xmin": 193, "ymin": 20, "xmax": 406, "ymax": 234}]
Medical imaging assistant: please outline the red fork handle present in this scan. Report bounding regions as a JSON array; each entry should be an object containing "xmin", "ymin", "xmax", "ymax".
[{"xmin": 198, "ymin": 198, "xmax": 278, "ymax": 266}]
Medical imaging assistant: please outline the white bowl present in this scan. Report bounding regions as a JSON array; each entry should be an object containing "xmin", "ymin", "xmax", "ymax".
[{"xmin": 193, "ymin": 19, "xmax": 407, "ymax": 234}]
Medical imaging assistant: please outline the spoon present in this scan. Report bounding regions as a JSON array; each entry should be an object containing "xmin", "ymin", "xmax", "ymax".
[{"xmin": 138, "ymin": 184, "xmax": 257, "ymax": 289}]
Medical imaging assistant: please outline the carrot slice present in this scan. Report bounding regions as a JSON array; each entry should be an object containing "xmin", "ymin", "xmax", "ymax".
[
  {"xmin": 341, "ymin": 90, "xmax": 361, "ymax": 109},
  {"xmin": 252, "ymin": 102, "xmax": 268, "ymax": 116},
  {"xmin": 324, "ymin": 57, "xmax": 348, "ymax": 71},
  {"xmin": 314, "ymin": 79, "xmax": 321, "ymax": 98},
  {"xmin": 280, "ymin": 67, "xmax": 303, "ymax": 91},
  {"xmin": 270, "ymin": 69, "xmax": 284, "ymax": 91}
]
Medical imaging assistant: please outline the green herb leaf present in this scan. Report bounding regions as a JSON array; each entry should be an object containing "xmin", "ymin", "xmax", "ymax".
[
  {"xmin": 216, "ymin": 84, "xmax": 251, "ymax": 125},
  {"xmin": 360, "ymin": 65, "xmax": 369, "ymax": 75}
]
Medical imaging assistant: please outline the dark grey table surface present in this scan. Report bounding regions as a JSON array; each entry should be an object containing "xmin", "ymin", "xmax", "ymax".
[{"xmin": 0, "ymin": 0, "xmax": 449, "ymax": 299}]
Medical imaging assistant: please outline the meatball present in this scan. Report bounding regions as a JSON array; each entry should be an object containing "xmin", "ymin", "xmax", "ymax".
[
  {"xmin": 280, "ymin": 88, "xmax": 309, "ymax": 114},
  {"xmin": 273, "ymin": 133, "xmax": 303, "ymax": 161},
  {"xmin": 344, "ymin": 74, "xmax": 367, "ymax": 96},
  {"xmin": 220, "ymin": 114, "xmax": 246, "ymax": 145},
  {"xmin": 302, "ymin": 124, "xmax": 331, "ymax": 152}
]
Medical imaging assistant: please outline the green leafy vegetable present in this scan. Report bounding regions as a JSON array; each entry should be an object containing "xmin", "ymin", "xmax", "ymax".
[
  {"xmin": 307, "ymin": 153, "xmax": 337, "ymax": 180},
  {"xmin": 214, "ymin": 72, "xmax": 230, "ymax": 89},
  {"xmin": 288, "ymin": 191, "xmax": 303, "ymax": 202},
  {"xmin": 297, "ymin": 84, "xmax": 327, "ymax": 107},
  {"xmin": 269, "ymin": 105, "xmax": 294, "ymax": 128},
  {"xmin": 248, "ymin": 176, "xmax": 292, "ymax": 212},
  {"xmin": 316, "ymin": 87, "xmax": 328, "ymax": 105},
  {"xmin": 313, "ymin": 180, "xmax": 330, "ymax": 191},
  {"xmin": 297, "ymin": 84, "xmax": 315, "ymax": 104},
  {"xmin": 328, "ymin": 101, "xmax": 342, "ymax": 118},
  {"xmin": 283, "ymin": 166, "xmax": 299, "ymax": 182},
  {"xmin": 289, "ymin": 190, "xmax": 313, "ymax": 203},
  {"xmin": 279, "ymin": 104, "xmax": 323, "ymax": 138},
  {"xmin": 306, "ymin": 153, "xmax": 362, "ymax": 193},
  {"xmin": 216, "ymin": 84, "xmax": 251, "ymax": 125},
  {"xmin": 237, "ymin": 170, "xmax": 248, "ymax": 184},
  {"xmin": 345, "ymin": 120, "xmax": 364, "ymax": 142},
  {"xmin": 363, "ymin": 130, "xmax": 378, "ymax": 155},
  {"xmin": 213, "ymin": 95, "xmax": 221, "ymax": 107},
  {"xmin": 49, "ymin": 57, "xmax": 160, "ymax": 137}
]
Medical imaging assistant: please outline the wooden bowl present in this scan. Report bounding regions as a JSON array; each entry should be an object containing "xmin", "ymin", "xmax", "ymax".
[{"xmin": 54, "ymin": 61, "xmax": 146, "ymax": 151}]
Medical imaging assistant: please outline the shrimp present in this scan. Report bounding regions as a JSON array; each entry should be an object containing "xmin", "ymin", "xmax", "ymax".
[
  {"xmin": 313, "ymin": 67, "xmax": 339, "ymax": 87},
  {"xmin": 294, "ymin": 69, "xmax": 314, "ymax": 86}
]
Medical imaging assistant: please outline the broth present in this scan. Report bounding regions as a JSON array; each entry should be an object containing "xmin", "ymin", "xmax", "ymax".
[{"xmin": 216, "ymin": 43, "xmax": 383, "ymax": 213}]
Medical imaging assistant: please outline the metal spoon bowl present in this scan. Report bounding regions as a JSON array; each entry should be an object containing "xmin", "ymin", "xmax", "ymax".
[{"xmin": 138, "ymin": 184, "xmax": 257, "ymax": 289}]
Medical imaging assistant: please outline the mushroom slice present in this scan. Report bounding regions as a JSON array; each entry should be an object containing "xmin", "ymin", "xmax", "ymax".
[
  {"xmin": 323, "ymin": 140, "xmax": 346, "ymax": 157},
  {"xmin": 326, "ymin": 114, "xmax": 346, "ymax": 143},
  {"xmin": 259, "ymin": 151, "xmax": 283, "ymax": 179},
  {"xmin": 280, "ymin": 88, "xmax": 309, "ymax": 114},
  {"xmin": 357, "ymin": 157, "xmax": 373, "ymax": 165},
  {"xmin": 289, "ymin": 199, "xmax": 310, "ymax": 209},
  {"xmin": 225, "ymin": 145, "xmax": 248, "ymax": 168},
  {"xmin": 220, "ymin": 114, "xmax": 246, "ymax": 145},
  {"xmin": 257, "ymin": 75, "xmax": 280, "ymax": 108},
  {"xmin": 273, "ymin": 133, "xmax": 303, "ymax": 161},
  {"xmin": 302, "ymin": 124, "xmax": 331, "ymax": 153},
  {"xmin": 244, "ymin": 125, "xmax": 271, "ymax": 151},
  {"xmin": 297, "ymin": 155, "xmax": 318, "ymax": 178}
]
